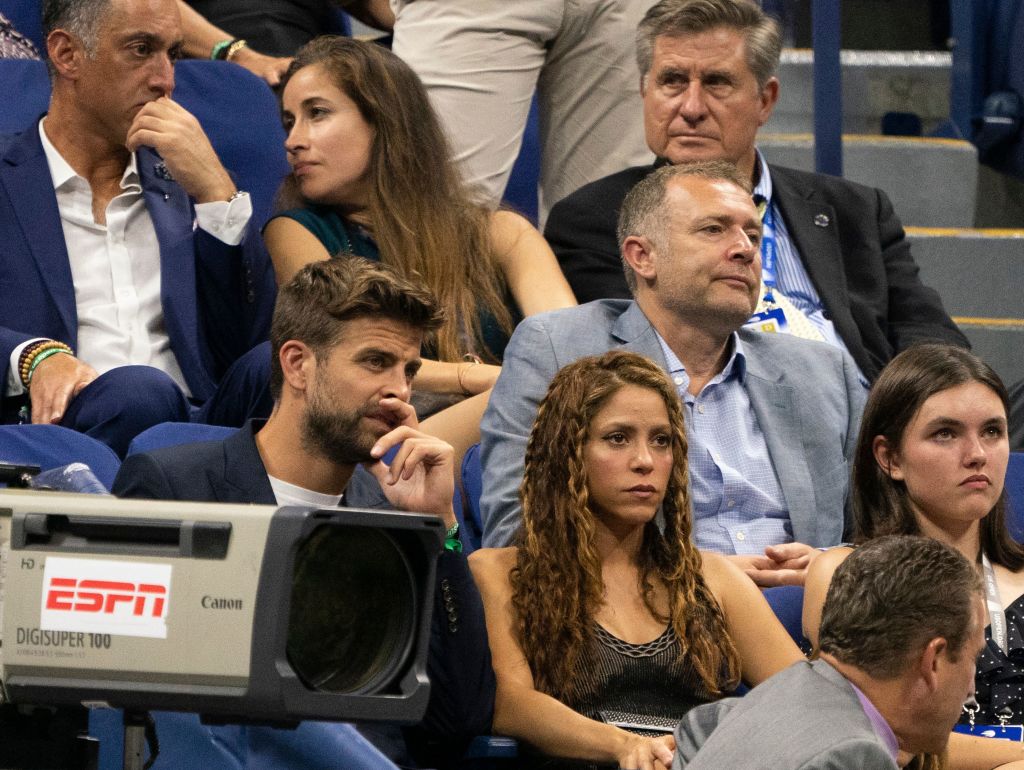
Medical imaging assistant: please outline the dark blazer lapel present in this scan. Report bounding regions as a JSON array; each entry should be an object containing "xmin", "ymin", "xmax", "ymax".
[
  {"xmin": 742, "ymin": 342, "xmax": 817, "ymax": 546},
  {"xmin": 213, "ymin": 419, "xmax": 275, "ymax": 504},
  {"xmin": 769, "ymin": 166, "xmax": 873, "ymax": 373},
  {"xmin": 138, "ymin": 147, "xmax": 210, "ymax": 397},
  {"xmin": 0, "ymin": 126, "xmax": 77, "ymax": 340}
]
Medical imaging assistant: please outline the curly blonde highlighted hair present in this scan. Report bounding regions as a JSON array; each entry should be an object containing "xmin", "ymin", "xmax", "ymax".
[{"xmin": 511, "ymin": 351, "xmax": 740, "ymax": 701}]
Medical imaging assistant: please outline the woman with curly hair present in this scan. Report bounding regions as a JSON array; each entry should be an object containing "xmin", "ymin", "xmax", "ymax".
[
  {"xmin": 470, "ymin": 351, "xmax": 802, "ymax": 769},
  {"xmin": 264, "ymin": 36, "xmax": 575, "ymax": 447}
]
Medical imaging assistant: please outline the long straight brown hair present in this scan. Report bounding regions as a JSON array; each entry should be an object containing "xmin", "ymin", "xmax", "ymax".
[{"xmin": 279, "ymin": 36, "xmax": 513, "ymax": 362}]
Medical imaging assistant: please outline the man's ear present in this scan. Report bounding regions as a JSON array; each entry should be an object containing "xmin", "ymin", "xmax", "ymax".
[
  {"xmin": 916, "ymin": 636, "xmax": 947, "ymax": 692},
  {"xmin": 622, "ymin": 235, "xmax": 658, "ymax": 283},
  {"xmin": 47, "ymin": 30, "xmax": 83, "ymax": 79},
  {"xmin": 757, "ymin": 76, "xmax": 781, "ymax": 127},
  {"xmin": 279, "ymin": 340, "xmax": 315, "ymax": 393},
  {"xmin": 872, "ymin": 435, "xmax": 904, "ymax": 481}
]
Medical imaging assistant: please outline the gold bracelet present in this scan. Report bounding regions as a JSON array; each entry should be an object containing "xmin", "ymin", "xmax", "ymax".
[
  {"xmin": 457, "ymin": 361, "xmax": 480, "ymax": 396},
  {"xmin": 225, "ymin": 39, "xmax": 248, "ymax": 61}
]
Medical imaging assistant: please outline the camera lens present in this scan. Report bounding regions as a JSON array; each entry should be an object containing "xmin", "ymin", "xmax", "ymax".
[{"xmin": 287, "ymin": 524, "xmax": 417, "ymax": 694}]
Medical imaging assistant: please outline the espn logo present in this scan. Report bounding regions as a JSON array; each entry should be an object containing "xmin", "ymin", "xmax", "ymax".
[
  {"xmin": 40, "ymin": 557, "xmax": 172, "ymax": 639},
  {"xmin": 46, "ymin": 578, "xmax": 167, "ymax": 617}
]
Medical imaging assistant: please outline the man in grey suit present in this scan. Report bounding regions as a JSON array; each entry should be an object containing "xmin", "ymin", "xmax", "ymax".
[
  {"xmin": 674, "ymin": 536, "xmax": 986, "ymax": 768},
  {"xmin": 480, "ymin": 161, "xmax": 865, "ymax": 586}
]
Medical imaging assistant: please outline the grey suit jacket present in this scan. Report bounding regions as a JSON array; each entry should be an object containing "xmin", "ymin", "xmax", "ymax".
[
  {"xmin": 479, "ymin": 300, "xmax": 865, "ymax": 548},
  {"xmin": 674, "ymin": 659, "xmax": 898, "ymax": 769}
]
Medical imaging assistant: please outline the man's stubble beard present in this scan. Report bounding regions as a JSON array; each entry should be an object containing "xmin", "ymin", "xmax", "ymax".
[{"xmin": 300, "ymin": 389, "xmax": 379, "ymax": 467}]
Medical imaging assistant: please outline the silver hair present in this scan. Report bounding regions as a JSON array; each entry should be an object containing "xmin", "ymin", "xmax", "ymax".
[{"xmin": 636, "ymin": 0, "xmax": 782, "ymax": 89}]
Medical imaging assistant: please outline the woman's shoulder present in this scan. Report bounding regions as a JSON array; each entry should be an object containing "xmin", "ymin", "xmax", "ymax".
[
  {"xmin": 807, "ymin": 546, "xmax": 854, "ymax": 587},
  {"xmin": 469, "ymin": 546, "xmax": 518, "ymax": 580},
  {"xmin": 487, "ymin": 209, "xmax": 539, "ymax": 252}
]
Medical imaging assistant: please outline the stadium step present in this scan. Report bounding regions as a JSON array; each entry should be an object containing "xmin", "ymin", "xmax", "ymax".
[
  {"xmin": 768, "ymin": 49, "xmax": 952, "ymax": 135},
  {"xmin": 758, "ymin": 134, "xmax": 977, "ymax": 228},
  {"xmin": 906, "ymin": 227, "xmax": 1024, "ymax": 388}
]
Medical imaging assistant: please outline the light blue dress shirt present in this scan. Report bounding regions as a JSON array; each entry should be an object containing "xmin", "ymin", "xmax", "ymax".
[{"xmin": 656, "ymin": 331, "xmax": 792, "ymax": 555}]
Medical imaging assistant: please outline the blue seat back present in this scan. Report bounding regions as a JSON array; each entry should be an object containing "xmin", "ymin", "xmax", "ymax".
[
  {"xmin": 126, "ymin": 422, "xmax": 235, "ymax": 456},
  {"xmin": 460, "ymin": 442, "xmax": 485, "ymax": 552},
  {"xmin": 0, "ymin": 423, "xmax": 120, "ymax": 490},
  {"xmin": 762, "ymin": 585, "xmax": 806, "ymax": 650},
  {"xmin": 1006, "ymin": 452, "xmax": 1024, "ymax": 541},
  {"xmin": 0, "ymin": 59, "xmax": 48, "ymax": 134},
  {"xmin": 3, "ymin": 0, "xmax": 44, "ymax": 53}
]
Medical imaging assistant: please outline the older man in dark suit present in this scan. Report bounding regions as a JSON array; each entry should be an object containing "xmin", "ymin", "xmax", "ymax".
[{"xmin": 545, "ymin": 0, "xmax": 967, "ymax": 385}]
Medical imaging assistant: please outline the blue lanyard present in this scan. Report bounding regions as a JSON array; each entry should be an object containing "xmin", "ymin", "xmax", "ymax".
[{"xmin": 760, "ymin": 201, "xmax": 778, "ymax": 300}]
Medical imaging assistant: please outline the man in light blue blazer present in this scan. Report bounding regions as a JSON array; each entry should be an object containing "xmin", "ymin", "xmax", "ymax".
[{"xmin": 480, "ymin": 160, "xmax": 866, "ymax": 585}]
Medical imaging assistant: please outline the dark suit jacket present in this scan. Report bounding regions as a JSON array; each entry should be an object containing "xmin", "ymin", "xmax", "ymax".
[
  {"xmin": 112, "ymin": 420, "xmax": 496, "ymax": 758},
  {"xmin": 545, "ymin": 162, "xmax": 968, "ymax": 382},
  {"xmin": 0, "ymin": 124, "xmax": 276, "ymax": 404}
]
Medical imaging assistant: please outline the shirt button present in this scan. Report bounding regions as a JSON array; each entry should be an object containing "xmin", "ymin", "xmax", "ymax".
[
  {"xmin": 736, "ymin": 531, "xmax": 746, "ymax": 542},
  {"xmin": 673, "ymin": 376, "xmax": 684, "ymax": 386},
  {"xmin": 697, "ymin": 404, "xmax": 705, "ymax": 414},
  {"xmin": 727, "ymin": 499, "xmax": 735, "ymax": 507}
]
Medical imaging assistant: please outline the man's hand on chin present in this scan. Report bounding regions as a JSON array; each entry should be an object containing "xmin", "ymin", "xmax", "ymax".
[
  {"xmin": 125, "ymin": 96, "xmax": 235, "ymax": 203},
  {"xmin": 727, "ymin": 542, "xmax": 820, "ymax": 587},
  {"xmin": 362, "ymin": 398, "xmax": 457, "ymax": 529}
]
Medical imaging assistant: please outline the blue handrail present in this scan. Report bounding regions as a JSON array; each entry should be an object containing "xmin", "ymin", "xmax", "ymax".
[{"xmin": 811, "ymin": 0, "xmax": 843, "ymax": 176}]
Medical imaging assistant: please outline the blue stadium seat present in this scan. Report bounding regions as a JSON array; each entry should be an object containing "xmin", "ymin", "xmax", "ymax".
[
  {"xmin": 125, "ymin": 421, "xmax": 235, "ymax": 456},
  {"xmin": 1006, "ymin": 452, "xmax": 1024, "ymax": 541},
  {"xmin": 0, "ymin": 59, "xmax": 48, "ymax": 134},
  {"xmin": 0, "ymin": 423, "xmax": 120, "ymax": 490},
  {"xmin": 763, "ymin": 585, "xmax": 807, "ymax": 650},
  {"xmin": 459, "ymin": 442, "xmax": 485, "ymax": 552},
  {"xmin": 2, "ymin": 0, "xmax": 45, "ymax": 53}
]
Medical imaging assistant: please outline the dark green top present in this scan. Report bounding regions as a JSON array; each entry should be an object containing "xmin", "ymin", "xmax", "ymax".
[{"xmin": 272, "ymin": 206, "xmax": 513, "ymax": 359}]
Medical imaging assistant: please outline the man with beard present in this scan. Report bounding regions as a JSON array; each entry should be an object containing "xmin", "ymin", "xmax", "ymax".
[{"xmin": 112, "ymin": 257, "xmax": 494, "ymax": 767}]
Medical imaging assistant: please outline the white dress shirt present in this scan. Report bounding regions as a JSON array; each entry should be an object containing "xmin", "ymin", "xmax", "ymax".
[{"xmin": 6, "ymin": 119, "xmax": 252, "ymax": 399}]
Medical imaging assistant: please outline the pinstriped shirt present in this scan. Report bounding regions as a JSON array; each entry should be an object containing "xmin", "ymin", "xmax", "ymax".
[
  {"xmin": 656, "ymin": 332, "xmax": 790, "ymax": 555},
  {"xmin": 752, "ymin": 151, "xmax": 867, "ymax": 387}
]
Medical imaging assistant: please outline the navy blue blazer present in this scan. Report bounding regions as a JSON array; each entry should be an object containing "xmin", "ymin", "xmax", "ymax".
[
  {"xmin": 0, "ymin": 123, "xmax": 276, "ymax": 404},
  {"xmin": 113, "ymin": 421, "xmax": 496, "ymax": 757}
]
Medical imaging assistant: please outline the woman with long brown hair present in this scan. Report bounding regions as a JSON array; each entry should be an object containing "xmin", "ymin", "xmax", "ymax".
[
  {"xmin": 470, "ymin": 351, "xmax": 801, "ymax": 769},
  {"xmin": 264, "ymin": 36, "xmax": 575, "ymax": 439}
]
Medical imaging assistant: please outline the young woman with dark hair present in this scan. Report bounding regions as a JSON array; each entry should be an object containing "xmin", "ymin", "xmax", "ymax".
[{"xmin": 803, "ymin": 343, "xmax": 1024, "ymax": 769}]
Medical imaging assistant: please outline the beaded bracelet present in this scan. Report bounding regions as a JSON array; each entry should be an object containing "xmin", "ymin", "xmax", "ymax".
[
  {"xmin": 19, "ymin": 340, "xmax": 72, "ymax": 384},
  {"xmin": 19, "ymin": 340, "xmax": 73, "ymax": 388},
  {"xmin": 26, "ymin": 347, "xmax": 73, "ymax": 386},
  {"xmin": 210, "ymin": 39, "xmax": 233, "ymax": 60}
]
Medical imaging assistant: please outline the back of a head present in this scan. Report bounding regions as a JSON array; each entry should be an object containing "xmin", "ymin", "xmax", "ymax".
[
  {"xmin": 636, "ymin": 0, "xmax": 781, "ymax": 87},
  {"xmin": 268, "ymin": 258, "xmax": 444, "ymax": 398},
  {"xmin": 818, "ymin": 535, "xmax": 981, "ymax": 680}
]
